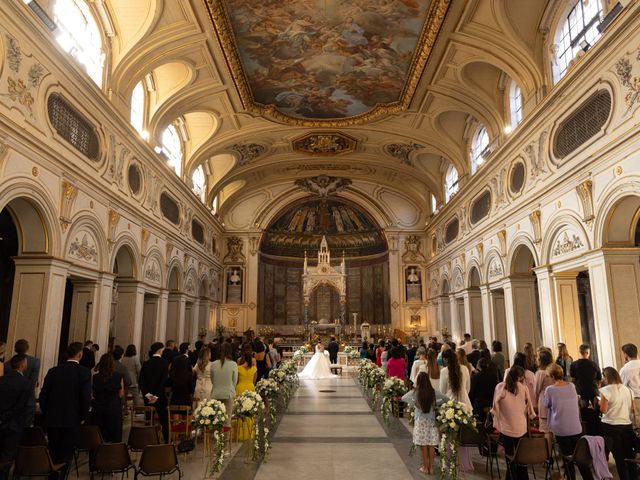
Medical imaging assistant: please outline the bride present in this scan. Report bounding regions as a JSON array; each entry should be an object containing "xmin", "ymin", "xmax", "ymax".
[{"xmin": 298, "ymin": 342, "xmax": 336, "ymax": 380}]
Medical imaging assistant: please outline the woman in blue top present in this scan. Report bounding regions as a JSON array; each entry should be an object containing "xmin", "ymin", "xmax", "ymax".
[{"xmin": 402, "ymin": 372, "xmax": 447, "ymax": 474}]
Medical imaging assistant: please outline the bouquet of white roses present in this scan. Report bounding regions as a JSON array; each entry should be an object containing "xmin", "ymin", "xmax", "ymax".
[
  {"xmin": 380, "ymin": 377, "xmax": 408, "ymax": 423},
  {"xmin": 256, "ymin": 378, "xmax": 279, "ymax": 424},
  {"xmin": 357, "ymin": 359, "xmax": 375, "ymax": 386},
  {"xmin": 343, "ymin": 345, "xmax": 360, "ymax": 360},
  {"xmin": 435, "ymin": 400, "xmax": 476, "ymax": 478},
  {"xmin": 193, "ymin": 399, "xmax": 228, "ymax": 474},
  {"xmin": 233, "ymin": 391, "xmax": 270, "ymax": 461}
]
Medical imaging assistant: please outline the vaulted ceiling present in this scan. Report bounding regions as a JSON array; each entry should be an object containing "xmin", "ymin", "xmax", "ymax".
[{"xmin": 100, "ymin": 0, "xmax": 552, "ymax": 233}]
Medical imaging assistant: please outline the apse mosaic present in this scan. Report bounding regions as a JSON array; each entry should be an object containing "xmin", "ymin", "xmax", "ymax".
[
  {"xmin": 205, "ymin": 0, "xmax": 450, "ymax": 124},
  {"xmin": 261, "ymin": 199, "xmax": 386, "ymax": 258}
]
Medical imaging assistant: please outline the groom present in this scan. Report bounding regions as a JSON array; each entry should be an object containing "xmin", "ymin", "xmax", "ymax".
[{"xmin": 327, "ymin": 336, "xmax": 339, "ymax": 365}]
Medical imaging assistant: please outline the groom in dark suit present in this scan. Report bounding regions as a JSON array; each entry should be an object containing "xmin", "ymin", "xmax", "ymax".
[{"xmin": 327, "ymin": 336, "xmax": 339, "ymax": 365}]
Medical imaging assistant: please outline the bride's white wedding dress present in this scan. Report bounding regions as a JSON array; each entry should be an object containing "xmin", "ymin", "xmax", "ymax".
[{"xmin": 298, "ymin": 345, "xmax": 336, "ymax": 380}]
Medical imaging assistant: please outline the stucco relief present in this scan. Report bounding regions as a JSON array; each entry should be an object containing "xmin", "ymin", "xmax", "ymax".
[
  {"xmin": 68, "ymin": 232, "xmax": 98, "ymax": 265},
  {"xmin": 551, "ymin": 230, "xmax": 585, "ymax": 258},
  {"xmin": 144, "ymin": 259, "xmax": 162, "ymax": 285}
]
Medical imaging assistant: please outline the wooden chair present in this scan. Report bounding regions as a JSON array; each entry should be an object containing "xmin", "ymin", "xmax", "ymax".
[
  {"xmin": 13, "ymin": 446, "xmax": 65, "ymax": 479},
  {"xmin": 19, "ymin": 426, "xmax": 48, "ymax": 447},
  {"xmin": 90, "ymin": 443, "xmax": 134, "ymax": 480},
  {"xmin": 135, "ymin": 444, "xmax": 182, "ymax": 480},
  {"xmin": 167, "ymin": 405, "xmax": 192, "ymax": 444},
  {"xmin": 131, "ymin": 405, "xmax": 156, "ymax": 428}
]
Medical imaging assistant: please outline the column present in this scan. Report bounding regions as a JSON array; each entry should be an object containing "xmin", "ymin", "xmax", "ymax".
[
  {"xmin": 190, "ymin": 298, "xmax": 200, "ymax": 342},
  {"xmin": 68, "ymin": 280, "xmax": 100, "ymax": 344},
  {"xmin": 534, "ymin": 266, "xmax": 558, "ymax": 348},
  {"xmin": 449, "ymin": 294, "xmax": 460, "ymax": 340},
  {"xmin": 166, "ymin": 293, "xmax": 186, "ymax": 344},
  {"xmin": 501, "ymin": 281, "xmax": 518, "ymax": 361},
  {"xmin": 246, "ymin": 245, "xmax": 259, "ymax": 331},
  {"xmin": 479, "ymin": 286, "xmax": 493, "ymax": 343},
  {"xmin": 156, "ymin": 289, "xmax": 169, "ymax": 343},
  {"xmin": 93, "ymin": 273, "xmax": 115, "ymax": 352},
  {"xmin": 462, "ymin": 291, "xmax": 473, "ymax": 336},
  {"xmin": 113, "ymin": 281, "xmax": 145, "ymax": 349},
  {"xmin": 551, "ymin": 272, "xmax": 582, "ymax": 359},
  {"xmin": 388, "ymin": 245, "xmax": 402, "ymax": 330},
  {"xmin": 8, "ymin": 258, "xmax": 69, "ymax": 385}
]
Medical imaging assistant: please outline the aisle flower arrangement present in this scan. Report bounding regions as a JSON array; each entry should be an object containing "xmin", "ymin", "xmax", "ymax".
[
  {"xmin": 435, "ymin": 400, "xmax": 475, "ymax": 478},
  {"xmin": 380, "ymin": 377, "xmax": 408, "ymax": 424},
  {"xmin": 193, "ymin": 399, "xmax": 228, "ymax": 474},
  {"xmin": 357, "ymin": 359, "xmax": 386, "ymax": 406},
  {"xmin": 233, "ymin": 391, "xmax": 270, "ymax": 461},
  {"xmin": 256, "ymin": 378, "xmax": 279, "ymax": 424}
]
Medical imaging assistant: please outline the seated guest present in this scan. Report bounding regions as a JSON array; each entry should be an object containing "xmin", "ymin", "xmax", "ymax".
[
  {"xmin": 0, "ymin": 354, "xmax": 30, "ymax": 464},
  {"xmin": 544, "ymin": 364, "xmax": 593, "ymax": 480},
  {"xmin": 469, "ymin": 358, "xmax": 498, "ymax": 421},
  {"xmin": 91, "ymin": 353, "xmax": 124, "ymax": 442},
  {"xmin": 386, "ymin": 347, "xmax": 406, "ymax": 380}
]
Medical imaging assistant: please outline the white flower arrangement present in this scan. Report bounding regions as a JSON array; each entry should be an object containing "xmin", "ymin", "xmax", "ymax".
[
  {"xmin": 256, "ymin": 378, "xmax": 279, "ymax": 424},
  {"xmin": 233, "ymin": 391, "xmax": 270, "ymax": 461},
  {"xmin": 380, "ymin": 377, "xmax": 408, "ymax": 424},
  {"xmin": 435, "ymin": 400, "xmax": 476, "ymax": 478},
  {"xmin": 343, "ymin": 345, "xmax": 359, "ymax": 360},
  {"xmin": 193, "ymin": 399, "xmax": 228, "ymax": 474}
]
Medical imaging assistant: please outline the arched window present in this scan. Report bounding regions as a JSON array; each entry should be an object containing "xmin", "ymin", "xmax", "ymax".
[
  {"xmin": 130, "ymin": 81, "xmax": 145, "ymax": 136},
  {"xmin": 553, "ymin": 0, "xmax": 603, "ymax": 84},
  {"xmin": 444, "ymin": 165, "xmax": 459, "ymax": 203},
  {"xmin": 471, "ymin": 126, "xmax": 489, "ymax": 174},
  {"xmin": 192, "ymin": 165, "xmax": 206, "ymax": 202},
  {"xmin": 162, "ymin": 124, "xmax": 183, "ymax": 177},
  {"xmin": 509, "ymin": 82, "xmax": 523, "ymax": 129},
  {"xmin": 53, "ymin": 0, "xmax": 105, "ymax": 87},
  {"xmin": 431, "ymin": 194, "xmax": 437, "ymax": 214}
]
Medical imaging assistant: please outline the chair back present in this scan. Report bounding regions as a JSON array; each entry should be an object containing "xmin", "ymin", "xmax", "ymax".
[
  {"xmin": 131, "ymin": 405, "xmax": 156, "ymax": 427},
  {"xmin": 14, "ymin": 446, "xmax": 55, "ymax": 475},
  {"xmin": 92, "ymin": 443, "xmax": 132, "ymax": 473},
  {"xmin": 513, "ymin": 437, "xmax": 551, "ymax": 465},
  {"xmin": 458, "ymin": 424, "xmax": 483, "ymax": 447},
  {"xmin": 20, "ymin": 426, "xmax": 48, "ymax": 446},
  {"xmin": 128, "ymin": 425, "xmax": 161, "ymax": 451},
  {"xmin": 78, "ymin": 424, "xmax": 103, "ymax": 451},
  {"xmin": 138, "ymin": 444, "xmax": 179, "ymax": 475},
  {"xmin": 573, "ymin": 437, "xmax": 593, "ymax": 465},
  {"xmin": 168, "ymin": 405, "xmax": 192, "ymax": 440}
]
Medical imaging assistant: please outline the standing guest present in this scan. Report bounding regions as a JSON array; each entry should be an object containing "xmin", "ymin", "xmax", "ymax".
[
  {"xmin": 599, "ymin": 367, "xmax": 637, "ymax": 480},
  {"xmin": 0, "ymin": 354, "xmax": 30, "ymax": 464},
  {"xmin": 381, "ymin": 343, "xmax": 390, "ymax": 372},
  {"xmin": 366, "ymin": 343, "xmax": 377, "ymax": 362},
  {"xmin": 461, "ymin": 333, "xmax": 473, "ymax": 354},
  {"xmin": 194, "ymin": 346, "xmax": 213, "ymax": 402},
  {"xmin": 386, "ymin": 347, "xmax": 406, "ymax": 380},
  {"xmin": 112, "ymin": 345, "xmax": 132, "ymax": 407},
  {"xmin": 410, "ymin": 347, "xmax": 428, "ymax": 385},
  {"xmin": 533, "ymin": 349, "xmax": 554, "ymax": 436},
  {"xmin": 491, "ymin": 340, "xmax": 506, "ymax": 380},
  {"xmin": 466, "ymin": 340, "xmax": 482, "ymax": 368},
  {"xmin": 375, "ymin": 340, "xmax": 385, "ymax": 367},
  {"xmin": 437, "ymin": 342, "xmax": 450, "ymax": 366},
  {"xmin": 402, "ymin": 372, "xmax": 447, "ymax": 475},
  {"xmin": 190, "ymin": 341, "xmax": 203, "ymax": 367},
  {"xmin": 469, "ymin": 358, "xmax": 498, "ymax": 421},
  {"xmin": 327, "ymin": 336, "xmax": 340, "ymax": 365},
  {"xmin": 544, "ymin": 364, "xmax": 593, "ymax": 480},
  {"xmin": 492, "ymin": 366, "xmax": 536, "ymax": 480},
  {"xmin": 359, "ymin": 341, "xmax": 369, "ymax": 360},
  {"xmin": 209, "ymin": 339, "xmax": 221, "ymax": 365},
  {"xmin": 479, "ymin": 349, "xmax": 500, "ymax": 382},
  {"xmin": 39, "ymin": 342, "xmax": 91, "ymax": 475},
  {"xmin": 523, "ymin": 342, "xmax": 537, "ymax": 373},
  {"xmin": 121, "ymin": 344, "xmax": 142, "ymax": 406},
  {"xmin": 556, "ymin": 343, "xmax": 573, "ymax": 381},
  {"xmin": 457, "ymin": 348, "xmax": 474, "ymax": 376},
  {"xmin": 80, "ymin": 340, "xmax": 96, "ymax": 370},
  {"xmin": 620, "ymin": 343, "xmax": 640, "ymax": 424},
  {"xmin": 211, "ymin": 343, "xmax": 238, "ymax": 434},
  {"xmin": 423, "ymin": 348, "xmax": 441, "ymax": 392},
  {"xmin": 90, "ymin": 353, "xmax": 124, "ymax": 442},
  {"xmin": 235, "ymin": 346, "xmax": 257, "ymax": 440},
  {"xmin": 162, "ymin": 340, "xmax": 179, "ymax": 364},
  {"xmin": 268, "ymin": 339, "xmax": 281, "ymax": 368},
  {"xmin": 253, "ymin": 336, "xmax": 271, "ymax": 381},
  {"xmin": 569, "ymin": 344, "xmax": 602, "ymax": 407},
  {"xmin": 4, "ymin": 339, "xmax": 40, "ymax": 426},
  {"xmin": 0, "ymin": 341, "xmax": 5, "ymax": 377},
  {"xmin": 505, "ymin": 352, "xmax": 535, "ymax": 403},
  {"xmin": 406, "ymin": 342, "xmax": 418, "ymax": 376},
  {"xmin": 169, "ymin": 345, "xmax": 193, "ymax": 407},
  {"xmin": 139, "ymin": 342, "xmax": 169, "ymax": 442}
]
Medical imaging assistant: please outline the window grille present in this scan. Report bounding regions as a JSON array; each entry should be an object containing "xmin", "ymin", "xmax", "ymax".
[{"xmin": 47, "ymin": 94, "xmax": 99, "ymax": 160}]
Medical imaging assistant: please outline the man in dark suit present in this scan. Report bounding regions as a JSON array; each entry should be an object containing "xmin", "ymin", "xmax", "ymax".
[
  {"xmin": 327, "ymin": 336, "xmax": 339, "ymax": 365},
  {"xmin": 5, "ymin": 339, "xmax": 40, "ymax": 427},
  {"xmin": 139, "ymin": 342, "xmax": 169, "ymax": 442},
  {"xmin": 39, "ymin": 342, "xmax": 91, "ymax": 474},
  {"xmin": 406, "ymin": 342, "xmax": 418, "ymax": 375},
  {"xmin": 0, "ymin": 354, "xmax": 30, "ymax": 465},
  {"xmin": 79, "ymin": 340, "xmax": 96, "ymax": 370},
  {"xmin": 161, "ymin": 340, "xmax": 179, "ymax": 364}
]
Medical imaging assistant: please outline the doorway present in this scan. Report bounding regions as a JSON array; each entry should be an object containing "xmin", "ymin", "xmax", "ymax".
[
  {"xmin": 0, "ymin": 208, "xmax": 18, "ymax": 343},
  {"xmin": 577, "ymin": 271, "xmax": 598, "ymax": 364}
]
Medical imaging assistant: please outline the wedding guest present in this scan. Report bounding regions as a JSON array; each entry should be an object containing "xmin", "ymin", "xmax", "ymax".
[
  {"xmin": 366, "ymin": 343, "xmax": 377, "ymax": 362},
  {"xmin": 505, "ymin": 352, "xmax": 535, "ymax": 402},
  {"xmin": 492, "ymin": 365, "xmax": 535, "ymax": 480},
  {"xmin": 0, "ymin": 354, "xmax": 30, "ymax": 464},
  {"xmin": 620, "ymin": 343, "xmax": 640, "ymax": 421},
  {"xmin": 268, "ymin": 339, "xmax": 281, "ymax": 367},
  {"xmin": 194, "ymin": 346, "xmax": 213, "ymax": 402},
  {"xmin": 4, "ymin": 339, "xmax": 39, "ymax": 426},
  {"xmin": 437, "ymin": 342, "xmax": 450, "ymax": 366},
  {"xmin": 457, "ymin": 348, "xmax": 474, "ymax": 376},
  {"xmin": 211, "ymin": 343, "xmax": 237, "ymax": 430},
  {"xmin": 424, "ymin": 348, "xmax": 441, "ymax": 391},
  {"xmin": 190, "ymin": 340, "xmax": 203, "ymax": 367},
  {"xmin": 253, "ymin": 337, "xmax": 271, "ymax": 381},
  {"xmin": 533, "ymin": 349, "xmax": 554, "ymax": 436},
  {"xmin": 523, "ymin": 342, "xmax": 537, "ymax": 373},
  {"xmin": 599, "ymin": 367, "xmax": 637, "ymax": 480},
  {"xmin": 469, "ymin": 358, "xmax": 498, "ymax": 421},
  {"xmin": 461, "ymin": 333, "xmax": 473, "ymax": 354},
  {"xmin": 569, "ymin": 344, "xmax": 601, "ymax": 407},
  {"xmin": 162, "ymin": 340, "xmax": 179, "ymax": 364},
  {"xmin": 80, "ymin": 340, "xmax": 96, "ymax": 370},
  {"xmin": 169, "ymin": 345, "xmax": 193, "ymax": 407},
  {"xmin": 386, "ymin": 347, "xmax": 406, "ymax": 380},
  {"xmin": 112, "ymin": 345, "xmax": 132, "ymax": 408},
  {"xmin": 406, "ymin": 342, "xmax": 418, "ymax": 375},
  {"xmin": 467, "ymin": 340, "xmax": 482, "ymax": 368},
  {"xmin": 235, "ymin": 346, "xmax": 257, "ymax": 441},
  {"xmin": 491, "ymin": 340, "xmax": 506, "ymax": 380},
  {"xmin": 440, "ymin": 349, "xmax": 471, "ymax": 411},
  {"xmin": 556, "ymin": 343, "xmax": 573, "ymax": 381},
  {"xmin": 410, "ymin": 347, "xmax": 427, "ymax": 385},
  {"xmin": 544, "ymin": 364, "xmax": 593, "ymax": 480},
  {"xmin": 90, "ymin": 353, "xmax": 124, "ymax": 442},
  {"xmin": 139, "ymin": 342, "xmax": 169, "ymax": 442},
  {"xmin": 381, "ymin": 343, "xmax": 390, "ymax": 372},
  {"xmin": 402, "ymin": 372, "xmax": 446, "ymax": 475},
  {"xmin": 121, "ymin": 344, "xmax": 142, "ymax": 406},
  {"xmin": 375, "ymin": 340, "xmax": 385, "ymax": 367},
  {"xmin": 359, "ymin": 341, "xmax": 369, "ymax": 360}
]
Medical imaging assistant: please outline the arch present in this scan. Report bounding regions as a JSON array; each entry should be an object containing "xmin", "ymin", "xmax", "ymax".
[
  {"xmin": 507, "ymin": 234, "xmax": 540, "ymax": 275},
  {"xmin": 109, "ymin": 234, "xmax": 141, "ymax": 280},
  {"xmin": 429, "ymin": 277, "xmax": 440, "ymax": 299},
  {"xmin": 452, "ymin": 266, "xmax": 464, "ymax": 293},
  {"xmin": 541, "ymin": 211, "xmax": 591, "ymax": 264},
  {"xmin": 184, "ymin": 267, "xmax": 198, "ymax": 297},
  {"xmin": 596, "ymin": 178, "xmax": 640, "ymax": 248},
  {"xmin": 198, "ymin": 275, "xmax": 209, "ymax": 299},
  {"xmin": 468, "ymin": 264, "xmax": 482, "ymax": 288},
  {"xmin": 441, "ymin": 276, "xmax": 451, "ymax": 295},
  {"xmin": 166, "ymin": 260, "xmax": 183, "ymax": 291},
  {"xmin": 142, "ymin": 247, "xmax": 165, "ymax": 286},
  {"xmin": 64, "ymin": 211, "xmax": 109, "ymax": 271},
  {"xmin": 0, "ymin": 179, "xmax": 61, "ymax": 256},
  {"xmin": 484, "ymin": 248, "xmax": 505, "ymax": 282}
]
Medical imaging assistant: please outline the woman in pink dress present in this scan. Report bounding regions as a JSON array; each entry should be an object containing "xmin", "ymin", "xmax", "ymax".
[{"xmin": 386, "ymin": 347, "xmax": 406, "ymax": 380}]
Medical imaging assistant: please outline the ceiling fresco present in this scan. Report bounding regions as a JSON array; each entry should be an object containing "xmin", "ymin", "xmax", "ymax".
[
  {"xmin": 260, "ymin": 198, "xmax": 387, "ymax": 258},
  {"xmin": 205, "ymin": 0, "xmax": 451, "ymax": 125}
]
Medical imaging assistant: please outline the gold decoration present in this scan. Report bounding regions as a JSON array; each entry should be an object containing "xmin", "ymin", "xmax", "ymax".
[
  {"xmin": 497, "ymin": 230, "xmax": 507, "ymax": 257},
  {"xmin": 529, "ymin": 210, "xmax": 542, "ymax": 245},
  {"xmin": 59, "ymin": 180, "xmax": 78, "ymax": 233},
  {"xmin": 615, "ymin": 165, "xmax": 623, "ymax": 176},
  {"xmin": 31, "ymin": 166, "xmax": 38, "ymax": 176},
  {"xmin": 576, "ymin": 180, "xmax": 595, "ymax": 229},
  {"xmin": 292, "ymin": 132, "xmax": 357, "ymax": 155}
]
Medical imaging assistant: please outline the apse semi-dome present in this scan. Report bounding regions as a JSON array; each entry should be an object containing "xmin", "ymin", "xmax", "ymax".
[{"xmin": 260, "ymin": 198, "xmax": 387, "ymax": 258}]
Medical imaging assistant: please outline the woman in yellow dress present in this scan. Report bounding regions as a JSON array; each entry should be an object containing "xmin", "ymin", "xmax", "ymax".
[{"xmin": 234, "ymin": 346, "xmax": 257, "ymax": 440}]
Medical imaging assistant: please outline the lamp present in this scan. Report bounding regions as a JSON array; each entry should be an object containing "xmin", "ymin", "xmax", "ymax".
[{"xmin": 579, "ymin": 39, "xmax": 591, "ymax": 52}]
